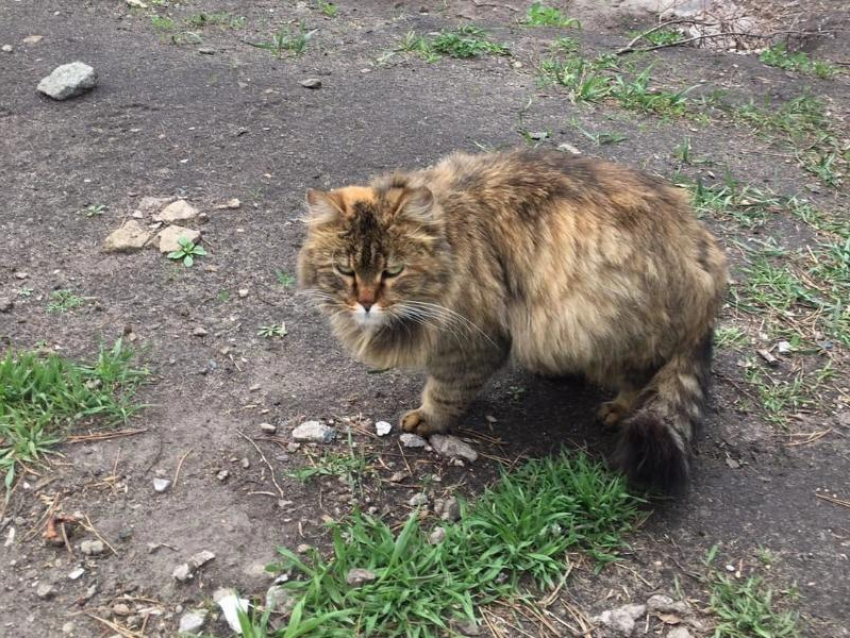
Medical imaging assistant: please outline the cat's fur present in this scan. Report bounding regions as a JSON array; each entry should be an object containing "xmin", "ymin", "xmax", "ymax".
[{"xmin": 298, "ymin": 150, "xmax": 728, "ymax": 490}]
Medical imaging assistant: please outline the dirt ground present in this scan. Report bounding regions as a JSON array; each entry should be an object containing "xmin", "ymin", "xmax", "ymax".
[{"xmin": 1, "ymin": 1, "xmax": 849, "ymax": 636}]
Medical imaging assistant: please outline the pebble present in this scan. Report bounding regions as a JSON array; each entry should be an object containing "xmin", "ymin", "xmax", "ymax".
[
  {"xmin": 178, "ymin": 609, "xmax": 208, "ymax": 634},
  {"xmin": 80, "ymin": 539, "xmax": 104, "ymax": 556},
  {"xmin": 62, "ymin": 622, "xmax": 75, "ymax": 634},
  {"xmin": 0, "ymin": 297, "xmax": 13, "ymax": 313},
  {"xmin": 37, "ymin": 61, "xmax": 98, "ymax": 100},
  {"xmin": 389, "ymin": 470, "xmax": 410, "ymax": 483},
  {"xmin": 113, "ymin": 603, "xmax": 132, "ymax": 616},
  {"xmin": 214, "ymin": 588, "xmax": 249, "ymax": 633},
  {"xmin": 217, "ymin": 469, "xmax": 230, "ymax": 481},
  {"xmin": 375, "ymin": 420, "xmax": 392, "ymax": 436},
  {"xmin": 399, "ymin": 433, "xmax": 427, "ymax": 448},
  {"xmin": 156, "ymin": 225, "xmax": 201, "ymax": 253},
  {"xmin": 23, "ymin": 35, "xmax": 44, "ymax": 44},
  {"xmin": 1, "ymin": 45, "xmax": 12, "ymax": 53},
  {"xmin": 215, "ymin": 198, "xmax": 242, "ymax": 210},
  {"xmin": 529, "ymin": 131, "xmax": 549, "ymax": 140},
  {"xmin": 296, "ymin": 543, "xmax": 312, "ymax": 554},
  {"xmin": 286, "ymin": 442, "xmax": 301, "ymax": 453},
  {"xmin": 591, "ymin": 603, "xmax": 646, "ymax": 637},
  {"xmin": 266, "ymin": 585, "xmax": 296, "ymax": 616},
  {"xmin": 259, "ymin": 422, "xmax": 277, "ymax": 434},
  {"xmin": 238, "ymin": 288, "xmax": 249, "ymax": 298},
  {"xmin": 192, "ymin": 326, "xmax": 208, "ymax": 337},
  {"xmin": 440, "ymin": 497, "xmax": 460, "ymax": 522},
  {"xmin": 429, "ymin": 435, "xmax": 478, "ymax": 463},
  {"xmin": 292, "ymin": 420, "xmax": 336, "ymax": 443},
  {"xmin": 408, "ymin": 492, "xmax": 428, "ymax": 507},
  {"xmin": 188, "ymin": 550, "xmax": 216, "ymax": 570},
  {"xmin": 153, "ymin": 478, "xmax": 171, "ymax": 493},
  {"xmin": 777, "ymin": 340, "xmax": 792, "ymax": 354},
  {"xmin": 102, "ymin": 220, "xmax": 152, "ymax": 253},
  {"xmin": 345, "ymin": 568, "xmax": 377, "ymax": 587},
  {"xmin": 241, "ymin": 457, "xmax": 250, "ymax": 469},
  {"xmin": 36, "ymin": 584, "xmax": 57, "ymax": 600},
  {"xmin": 154, "ymin": 200, "xmax": 198, "ymax": 223},
  {"xmin": 14, "ymin": 271, "xmax": 28, "ymax": 280},
  {"xmin": 67, "ymin": 567, "xmax": 85, "ymax": 580},
  {"xmin": 454, "ymin": 621, "xmax": 481, "ymax": 636},
  {"xmin": 558, "ymin": 142, "xmax": 582, "ymax": 155},
  {"xmin": 647, "ymin": 594, "xmax": 689, "ymax": 615},
  {"xmin": 428, "ymin": 526, "xmax": 446, "ymax": 544},
  {"xmin": 300, "ymin": 78, "xmax": 322, "ymax": 89},
  {"xmin": 172, "ymin": 563, "xmax": 193, "ymax": 582},
  {"xmin": 667, "ymin": 628, "xmax": 694, "ymax": 638}
]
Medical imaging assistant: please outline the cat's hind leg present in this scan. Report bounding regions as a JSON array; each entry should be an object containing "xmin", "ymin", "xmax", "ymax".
[{"xmin": 597, "ymin": 386, "xmax": 641, "ymax": 428}]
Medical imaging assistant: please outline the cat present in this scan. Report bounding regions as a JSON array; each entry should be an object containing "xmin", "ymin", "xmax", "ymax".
[{"xmin": 298, "ymin": 150, "xmax": 728, "ymax": 490}]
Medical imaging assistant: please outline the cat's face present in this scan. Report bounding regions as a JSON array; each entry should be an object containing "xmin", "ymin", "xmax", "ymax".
[{"xmin": 298, "ymin": 185, "xmax": 452, "ymax": 333}]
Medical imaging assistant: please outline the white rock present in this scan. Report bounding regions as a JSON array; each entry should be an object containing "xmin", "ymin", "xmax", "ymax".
[
  {"xmin": 300, "ymin": 78, "xmax": 322, "ymax": 89},
  {"xmin": 102, "ymin": 220, "xmax": 151, "ymax": 253},
  {"xmin": 155, "ymin": 200, "xmax": 198, "ymax": 223},
  {"xmin": 192, "ymin": 326, "xmax": 208, "ymax": 337},
  {"xmin": 428, "ymin": 527, "xmax": 446, "ymax": 544},
  {"xmin": 777, "ymin": 340, "xmax": 792, "ymax": 354},
  {"xmin": 399, "ymin": 433, "xmax": 427, "ymax": 448},
  {"xmin": 408, "ymin": 492, "xmax": 428, "ymax": 507},
  {"xmin": 172, "ymin": 563, "xmax": 192, "ymax": 582},
  {"xmin": 558, "ymin": 142, "xmax": 582, "ymax": 155},
  {"xmin": 37, "ymin": 62, "xmax": 97, "ymax": 100},
  {"xmin": 647, "ymin": 594, "xmax": 689, "ymax": 615},
  {"xmin": 667, "ymin": 628, "xmax": 694, "ymax": 638},
  {"xmin": 23, "ymin": 35, "xmax": 44, "ymax": 45},
  {"xmin": 259, "ymin": 422, "xmax": 277, "ymax": 434},
  {"xmin": 375, "ymin": 420, "xmax": 392, "ymax": 436},
  {"xmin": 215, "ymin": 198, "xmax": 242, "ymax": 210},
  {"xmin": 157, "ymin": 225, "xmax": 200, "ymax": 253},
  {"xmin": 292, "ymin": 420, "xmax": 336, "ymax": 443},
  {"xmin": 430, "ymin": 435, "xmax": 478, "ymax": 463},
  {"xmin": 592, "ymin": 603, "xmax": 646, "ymax": 637},
  {"xmin": 80, "ymin": 539, "xmax": 104, "ymax": 556},
  {"xmin": 238, "ymin": 288, "xmax": 249, "ymax": 298},
  {"xmin": 345, "ymin": 568, "xmax": 376, "ymax": 587},
  {"xmin": 1, "ymin": 45, "xmax": 12, "ymax": 53},
  {"xmin": 36, "ymin": 583, "xmax": 56, "ymax": 599},
  {"xmin": 153, "ymin": 478, "xmax": 171, "ymax": 493},
  {"xmin": 67, "ymin": 567, "xmax": 85, "ymax": 580},
  {"xmin": 126, "ymin": 0, "xmax": 148, "ymax": 8},
  {"xmin": 213, "ymin": 588, "xmax": 250, "ymax": 634},
  {"xmin": 134, "ymin": 196, "xmax": 174, "ymax": 218},
  {"xmin": 188, "ymin": 550, "xmax": 216, "ymax": 570},
  {"xmin": 265, "ymin": 585, "xmax": 296, "ymax": 616},
  {"xmin": 178, "ymin": 609, "xmax": 208, "ymax": 634},
  {"xmin": 441, "ymin": 497, "xmax": 461, "ymax": 522}
]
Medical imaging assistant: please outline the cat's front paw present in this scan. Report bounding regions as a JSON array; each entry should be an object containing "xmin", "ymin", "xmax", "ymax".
[{"xmin": 400, "ymin": 408, "xmax": 448, "ymax": 437}]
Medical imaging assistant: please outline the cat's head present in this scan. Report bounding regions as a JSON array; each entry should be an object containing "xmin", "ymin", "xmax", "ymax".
[{"xmin": 298, "ymin": 182, "xmax": 453, "ymax": 334}]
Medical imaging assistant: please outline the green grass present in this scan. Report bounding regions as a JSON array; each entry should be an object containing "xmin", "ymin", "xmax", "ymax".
[
  {"xmin": 267, "ymin": 453, "xmax": 640, "ymax": 637},
  {"xmin": 710, "ymin": 574, "xmax": 800, "ymax": 637},
  {"xmin": 682, "ymin": 175, "xmax": 780, "ymax": 229},
  {"xmin": 80, "ymin": 203, "xmax": 107, "ymax": 218},
  {"xmin": 167, "ymin": 237, "xmax": 207, "ymax": 267},
  {"xmin": 288, "ymin": 435, "xmax": 371, "ymax": 490},
  {"xmin": 524, "ymin": 3, "xmax": 581, "ymax": 28},
  {"xmin": 47, "ymin": 290, "xmax": 85, "ymax": 314},
  {"xmin": 249, "ymin": 20, "xmax": 316, "ymax": 57},
  {"xmin": 0, "ymin": 339, "xmax": 147, "ymax": 490},
  {"xmin": 185, "ymin": 12, "xmax": 246, "ymax": 30},
  {"xmin": 759, "ymin": 43, "xmax": 837, "ymax": 79},
  {"xmin": 317, "ymin": 1, "xmax": 338, "ymax": 18},
  {"xmin": 258, "ymin": 323, "xmax": 288, "ymax": 339},
  {"xmin": 150, "ymin": 15, "xmax": 175, "ymax": 31},
  {"xmin": 274, "ymin": 270, "xmax": 297, "ymax": 287},
  {"xmin": 714, "ymin": 325, "xmax": 749, "ymax": 350},
  {"xmin": 627, "ymin": 27, "xmax": 683, "ymax": 47},
  {"xmin": 396, "ymin": 26, "xmax": 509, "ymax": 61}
]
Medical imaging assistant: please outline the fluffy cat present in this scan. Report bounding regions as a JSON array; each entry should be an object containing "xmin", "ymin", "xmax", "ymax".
[{"xmin": 298, "ymin": 150, "xmax": 728, "ymax": 490}]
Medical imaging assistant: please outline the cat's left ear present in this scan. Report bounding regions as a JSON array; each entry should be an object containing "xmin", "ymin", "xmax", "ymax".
[{"xmin": 396, "ymin": 187, "xmax": 435, "ymax": 223}]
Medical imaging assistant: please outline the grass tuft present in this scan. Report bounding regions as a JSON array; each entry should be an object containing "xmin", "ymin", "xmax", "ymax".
[
  {"xmin": 524, "ymin": 3, "xmax": 581, "ymax": 28},
  {"xmin": 269, "ymin": 453, "xmax": 640, "ymax": 637},
  {"xmin": 0, "ymin": 339, "xmax": 147, "ymax": 490},
  {"xmin": 396, "ymin": 26, "xmax": 509, "ymax": 62},
  {"xmin": 759, "ymin": 43, "xmax": 837, "ymax": 79},
  {"xmin": 710, "ymin": 574, "xmax": 800, "ymax": 637}
]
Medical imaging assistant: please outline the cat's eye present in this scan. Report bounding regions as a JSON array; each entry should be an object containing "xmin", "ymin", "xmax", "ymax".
[
  {"xmin": 384, "ymin": 264, "xmax": 405, "ymax": 277},
  {"xmin": 336, "ymin": 263, "xmax": 355, "ymax": 276}
]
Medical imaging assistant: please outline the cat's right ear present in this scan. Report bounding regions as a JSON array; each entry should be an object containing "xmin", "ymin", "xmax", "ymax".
[{"xmin": 305, "ymin": 189, "xmax": 346, "ymax": 226}]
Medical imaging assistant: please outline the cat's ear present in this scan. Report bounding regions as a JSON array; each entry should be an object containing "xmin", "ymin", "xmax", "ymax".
[
  {"xmin": 396, "ymin": 187, "xmax": 435, "ymax": 223},
  {"xmin": 305, "ymin": 189, "xmax": 346, "ymax": 225}
]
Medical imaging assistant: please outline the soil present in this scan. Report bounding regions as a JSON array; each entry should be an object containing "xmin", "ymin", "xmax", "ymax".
[{"xmin": 1, "ymin": 1, "xmax": 849, "ymax": 637}]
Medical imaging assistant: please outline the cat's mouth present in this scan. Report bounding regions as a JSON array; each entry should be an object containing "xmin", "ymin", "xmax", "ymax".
[{"xmin": 351, "ymin": 302, "xmax": 387, "ymax": 330}]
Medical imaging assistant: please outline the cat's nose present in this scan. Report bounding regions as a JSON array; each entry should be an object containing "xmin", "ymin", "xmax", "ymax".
[{"xmin": 361, "ymin": 301, "xmax": 373, "ymax": 312}]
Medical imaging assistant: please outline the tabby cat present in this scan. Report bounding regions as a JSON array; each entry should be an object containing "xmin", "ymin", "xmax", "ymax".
[{"xmin": 298, "ymin": 150, "xmax": 728, "ymax": 490}]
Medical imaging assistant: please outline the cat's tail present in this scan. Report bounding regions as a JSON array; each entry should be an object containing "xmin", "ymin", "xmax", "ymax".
[{"xmin": 614, "ymin": 332, "xmax": 714, "ymax": 492}]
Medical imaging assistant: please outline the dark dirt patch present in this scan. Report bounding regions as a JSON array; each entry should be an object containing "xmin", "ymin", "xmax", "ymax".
[{"xmin": 1, "ymin": 1, "xmax": 849, "ymax": 637}]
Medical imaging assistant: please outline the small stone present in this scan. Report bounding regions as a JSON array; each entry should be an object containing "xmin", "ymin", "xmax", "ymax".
[
  {"xmin": 399, "ymin": 433, "xmax": 427, "ymax": 448},
  {"xmin": 102, "ymin": 220, "xmax": 151, "ymax": 253},
  {"xmin": 345, "ymin": 568, "xmax": 376, "ymax": 587},
  {"xmin": 135, "ymin": 196, "xmax": 174, "ymax": 217},
  {"xmin": 62, "ymin": 622, "xmax": 75, "ymax": 634},
  {"xmin": 454, "ymin": 620, "xmax": 481, "ymax": 636},
  {"xmin": 80, "ymin": 539, "xmax": 104, "ymax": 556},
  {"xmin": 197, "ymin": 47, "xmax": 216, "ymax": 55},
  {"xmin": 375, "ymin": 420, "xmax": 392, "ymax": 436},
  {"xmin": 68, "ymin": 567, "xmax": 85, "ymax": 580},
  {"xmin": 36, "ymin": 584, "xmax": 56, "ymax": 600},
  {"xmin": 430, "ymin": 435, "xmax": 478, "ymax": 463},
  {"xmin": 112, "ymin": 603, "xmax": 132, "ymax": 616},
  {"xmin": 241, "ymin": 457, "xmax": 250, "ymax": 469},
  {"xmin": 188, "ymin": 550, "xmax": 216, "ymax": 570},
  {"xmin": 592, "ymin": 603, "xmax": 646, "ymax": 637},
  {"xmin": 178, "ymin": 610, "xmax": 207, "ymax": 634},
  {"xmin": 286, "ymin": 442, "xmax": 301, "ymax": 453},
  {"xmin": 667, "ymin": 628, "xmax": 694, "ymax": 638},
  {"xmin": 1, "ymin": 45, "xmax": 12, "ymax": 53},
  {"xmin": 389, "ymin": 470, "xmax": 410, "ymax": 483},
  {"xmin": 157, "ymin": 225, "xmax": 201, "ymax": 253},
  {"xmin": 777, "ymin": 340, "xmax": 792, "ymax": 354},
  {"xmin": 192, "ymin": 326, "xmax": 208, "ymax": 337},
  {"xmin": 300, "ymin": 78, "xmax": 322, "ymax": 89},
  {"xmin": 214, "ymin": 588, "xmax": 249, "ymax": 633},
  {"xmin": 172, "ymin": 563, "xmax": 192, "ymax": 582},
  {"xmin": 215, "ymin": 198, "xmax": 242, "ymax": 210},
  {"xmin": 408, "ymin": 492, "xmax": 428, "ymax": 507},
  {"xmin": 238, "ymin": 288, "xmax": 249, "ymax": 298},
  {"xmin": 441, "ymin": 497, "xmax": 460, "ymax": 522},
  {"xmin": 14, "ymin": 271, "xmax": 28, "ymax": 280},
  {"xmin": 529, "ymin": 131, "xmax": 549, "ymax": 140},
  {"xmin": 126, "ymin": 0, "xmax": 147, "ymax": 7},
  {"xmin": 292, "ymin": 420, "xmax": 336, "ymax": 443},
  {"xmin": 155, "ymin": 200, "xmax": 198, "ymax": 223},
  {"xmin": 428, "ymin": 527, "xmax": 446, "ymax": 544},
  {"xmin": 37, "ymin": 61, "xmax": 97, "ymax": 100},
  {"xmin": 558, "ymin": 142, "xmax": 582, "ymax": 155},
  {"xmin": 265, "ymin": 585, "xmax": 296, "ymax": 616},
  {"xmin": 296, "ymin": 543, "xmax": 312, "ymax": 554},
  {"xmin": 153, "ymin": 478, "xmax": 171, "ymax": 493},
  {"xmin": 23, "ymin": 35, "xmax": 44, "ymax": 45},
  {"xmin": 0, "ymin": 297, "xmax": 13, "ymax": 313},
  {"xmin": 217, "ymin": 469, "xmax": 230, "ymax": 481},
  {"xmin": 260, "ymin": 422, "xmax": 277, "ymax": 434}
]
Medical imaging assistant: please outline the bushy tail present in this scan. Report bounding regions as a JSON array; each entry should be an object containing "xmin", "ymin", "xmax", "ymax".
[{"xmin": 614, "ymin": 333, "xmax": 713, "ymax": 492}]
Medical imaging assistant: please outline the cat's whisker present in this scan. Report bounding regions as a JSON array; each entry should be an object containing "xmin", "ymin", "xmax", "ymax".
[{"xmin": 400, "ymin": 300, "xmax": 499, "ymax": 349}]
